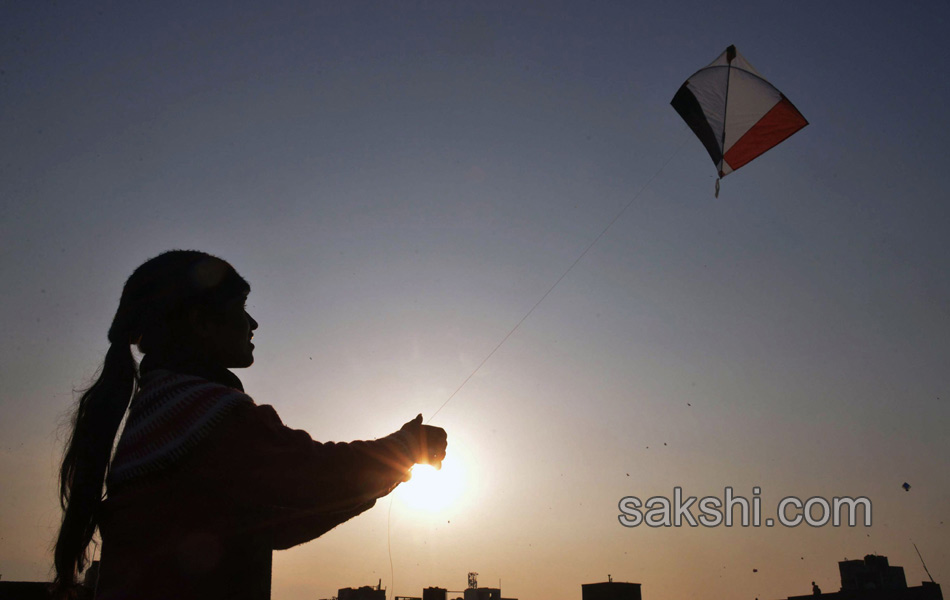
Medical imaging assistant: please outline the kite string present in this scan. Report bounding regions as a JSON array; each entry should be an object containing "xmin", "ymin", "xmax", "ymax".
[
  {"xmin": 913, "ymin": 542, "xmax": 935, "ymax": 584},
  {"xmin": 387, "ymin": 133, "xmax": 689, "ymax": 600},
  {"xmin": 388, "ymin": 495, "xmax": 396, "ymax": 599},
  {"xmin": 427, "ymin": 132, "xmax": 691, "ymax": 424}
]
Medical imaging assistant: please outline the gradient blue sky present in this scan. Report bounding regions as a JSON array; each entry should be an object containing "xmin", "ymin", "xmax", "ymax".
[{"xmin": 1, "ymin": 2, "xmax": 948, "ymax": 600}]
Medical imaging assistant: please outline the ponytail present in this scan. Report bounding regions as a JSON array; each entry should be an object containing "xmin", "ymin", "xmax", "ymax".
[{"xmin": 53, "ymin": 338, "xmax": 137, "ymax": 593}]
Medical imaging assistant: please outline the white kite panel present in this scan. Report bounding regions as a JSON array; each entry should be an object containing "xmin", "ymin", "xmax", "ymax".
[{"xmin": 723, "ymin": 68, "xmax": 783, "ymax": 152}]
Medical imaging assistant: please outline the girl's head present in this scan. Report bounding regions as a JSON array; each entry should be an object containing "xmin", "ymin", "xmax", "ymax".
[
  {"xmin": 112, "ymin": 250, "xmax": 256, "ymax": 368},
  {"xmin": 53, "ymin": 250, "xmax": 255, "ymax": 595}
]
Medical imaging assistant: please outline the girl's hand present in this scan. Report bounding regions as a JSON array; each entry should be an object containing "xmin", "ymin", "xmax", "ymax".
[{"xmin": 399, "ymin": 414, "xmax": 447, "ymax": 469}]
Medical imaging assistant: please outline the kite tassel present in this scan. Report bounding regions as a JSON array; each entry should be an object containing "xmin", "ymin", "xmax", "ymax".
[{"xmin": 715, "ymin": 177, "xmax": 720, "ymax": 198}]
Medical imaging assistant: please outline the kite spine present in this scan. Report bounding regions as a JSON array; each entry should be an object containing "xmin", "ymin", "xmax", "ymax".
[{"xmin": 718, "ymin": 45, "xmax": 737, "ymax": 185}]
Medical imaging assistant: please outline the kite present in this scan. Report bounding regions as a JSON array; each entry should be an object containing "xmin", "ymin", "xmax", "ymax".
[{"xmin": 672, "ymin": 45, "xmax": 808, "ymax": 196}]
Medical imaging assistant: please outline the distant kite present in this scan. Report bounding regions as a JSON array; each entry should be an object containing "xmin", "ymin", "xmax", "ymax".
[
  {"xmin": 903, "ymin": 482, "xmax": 911, "ymax": 491},
  {"xmin": 671, "ymin": 45, "xmax": 808, "ymax": 196}
]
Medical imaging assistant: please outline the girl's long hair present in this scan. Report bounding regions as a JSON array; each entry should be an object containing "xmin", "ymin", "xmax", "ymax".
[{"xmin": 53, "ymin": 250, "xmax": 248, "ymax": 594}]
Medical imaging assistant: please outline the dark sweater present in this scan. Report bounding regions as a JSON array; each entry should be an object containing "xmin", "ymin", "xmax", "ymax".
[{"xmin": 96, "ymin": 366, "xmax": 414, "ymax": 599}]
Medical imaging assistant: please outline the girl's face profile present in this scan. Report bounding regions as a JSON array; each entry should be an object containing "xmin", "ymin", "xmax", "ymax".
[{"xmin": 199, "ymin": 292, "xmax": 258, "ymax": 368}]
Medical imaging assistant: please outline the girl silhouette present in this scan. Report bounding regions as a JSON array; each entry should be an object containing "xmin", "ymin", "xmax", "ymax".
[{"xmin": 54, "ymin": 250, "xmax": 447, "ymax": 599}]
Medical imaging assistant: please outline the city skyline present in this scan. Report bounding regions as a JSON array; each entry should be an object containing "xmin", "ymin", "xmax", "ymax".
[{"xmin": 5, "ymin": 554, "xmax": 932, "ymax": 600}]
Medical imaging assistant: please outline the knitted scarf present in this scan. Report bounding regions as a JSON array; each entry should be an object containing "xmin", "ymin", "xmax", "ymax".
[{"xmin": 108, "ymin": 369, "xmax": 253, "ymax": 487}]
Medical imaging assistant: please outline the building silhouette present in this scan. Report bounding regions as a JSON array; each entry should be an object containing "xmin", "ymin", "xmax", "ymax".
[
  {"xmin": 339, "ymin": 583, "xmax": 387, "ymax": 600},
  {"xmin": 0, "ymin": 561, "xmax": 101, "ymax": 600},
  {"xmin": 582, "ymin": 576, "xmax": 643, "ymax": 600},
  {"xmin": 464, "ymin": 587, "xmax": 502, "ymax": 600},
  {"xmin": 786, "ymin": 555, "xmax": 942, "ymax": 600},
  {"xmin": 457, "ymin": 571, "xmax": 517, "ymax": 600},
  {"xmin": 0, "ymin": 581, "xmax": 53, "ymax": 600}
]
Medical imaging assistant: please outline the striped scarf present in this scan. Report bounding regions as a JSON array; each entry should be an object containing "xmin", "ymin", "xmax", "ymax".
[{"xmin": 108, "ymin": 369, "xmax": 254, "ymax": 487}]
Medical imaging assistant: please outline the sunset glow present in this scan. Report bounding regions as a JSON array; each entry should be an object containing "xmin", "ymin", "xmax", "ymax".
[{"xmin": 396, "ymin": 457, "xmax": 467, "ymax": 513}]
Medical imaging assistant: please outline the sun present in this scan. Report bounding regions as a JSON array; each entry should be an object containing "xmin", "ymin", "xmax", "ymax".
[{"xmin": 396, "ymin": 454, "xmax": 466, "ymax": 512}]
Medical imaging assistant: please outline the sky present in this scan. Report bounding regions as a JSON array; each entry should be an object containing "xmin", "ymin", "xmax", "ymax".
[{"xmin": 1, "ymin": 2, "xmax": 949, "ymax": 599}]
